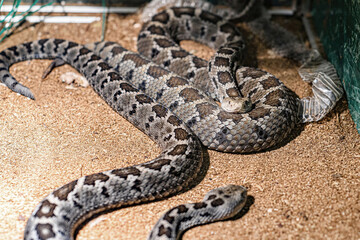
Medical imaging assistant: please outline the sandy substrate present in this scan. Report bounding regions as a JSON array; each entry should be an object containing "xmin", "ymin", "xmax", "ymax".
[{"xmin": 0, "ymin": 12, "xmax": 359, "ymax": 240}]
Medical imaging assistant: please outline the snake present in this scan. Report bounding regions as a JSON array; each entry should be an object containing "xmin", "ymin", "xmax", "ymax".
[{"xmin": 0, "ymin": 7, "xmax": 300, "ymax": 240}]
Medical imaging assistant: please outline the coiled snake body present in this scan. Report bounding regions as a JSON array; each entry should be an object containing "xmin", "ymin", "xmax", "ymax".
[{"xmin": 0, "ymin": 7, "xmax": 299, "ymax": 240}]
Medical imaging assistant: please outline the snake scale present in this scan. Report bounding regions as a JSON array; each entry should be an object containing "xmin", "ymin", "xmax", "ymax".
[{"xmin": 0, "ymin": 7, "xmax": 300, "ymax": 240}]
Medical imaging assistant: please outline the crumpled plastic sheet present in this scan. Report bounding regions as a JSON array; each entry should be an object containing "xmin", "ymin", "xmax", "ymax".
[{"xmin": 298, "ymin": 50, "xmax": 344, "ymax": 122}]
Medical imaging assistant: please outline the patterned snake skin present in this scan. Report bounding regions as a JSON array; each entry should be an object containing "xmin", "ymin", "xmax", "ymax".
[
  {"xmin": 138, "ymin": 7, "xmax": 247, "ymax": 107},
  {"xmin": 0, "ymin": 7, "xmax": 300, "ymax": 240},
  {"xmin": 148, "ymin": 185, "xmax": 247, "ymax": 240}
]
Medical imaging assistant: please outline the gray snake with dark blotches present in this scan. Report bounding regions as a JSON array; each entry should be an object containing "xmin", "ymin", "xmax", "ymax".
[{"xmin": 0, "ymin": 7, "xmax": 300, "ymax": 240}]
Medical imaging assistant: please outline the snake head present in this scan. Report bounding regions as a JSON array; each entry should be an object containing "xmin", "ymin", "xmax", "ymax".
[
  {"xmin": 221, "ymin": 97, "xmax": 253, "ymax": 113},
  {"xmin": 203, "ymin": 185, "xmax": 247, "ymax": 220}
]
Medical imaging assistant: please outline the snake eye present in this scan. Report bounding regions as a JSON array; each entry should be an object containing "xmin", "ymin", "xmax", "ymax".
[{"xmin": 243, "ymin": 99, "xmax": 252, "ymax": 112}]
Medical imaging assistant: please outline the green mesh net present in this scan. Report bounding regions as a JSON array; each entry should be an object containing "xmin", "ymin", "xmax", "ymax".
[
  {"xmin": 0, "ymin": 0, "xmax": 54, "ymax": 42},
  {"xmin": 312, "ymin": 0, "xmax": 360, "ymax": 133}
]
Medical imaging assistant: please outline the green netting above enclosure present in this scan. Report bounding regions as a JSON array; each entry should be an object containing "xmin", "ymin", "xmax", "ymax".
[{"xmin": 312, "ymin": 0, "xmax": 360, "ymax": 133}]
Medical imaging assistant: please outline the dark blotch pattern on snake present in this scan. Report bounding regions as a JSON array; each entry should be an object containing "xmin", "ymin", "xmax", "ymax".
[{"xmin": 0, "ymin": 7, "xmax": 300, "ymax": 240}]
